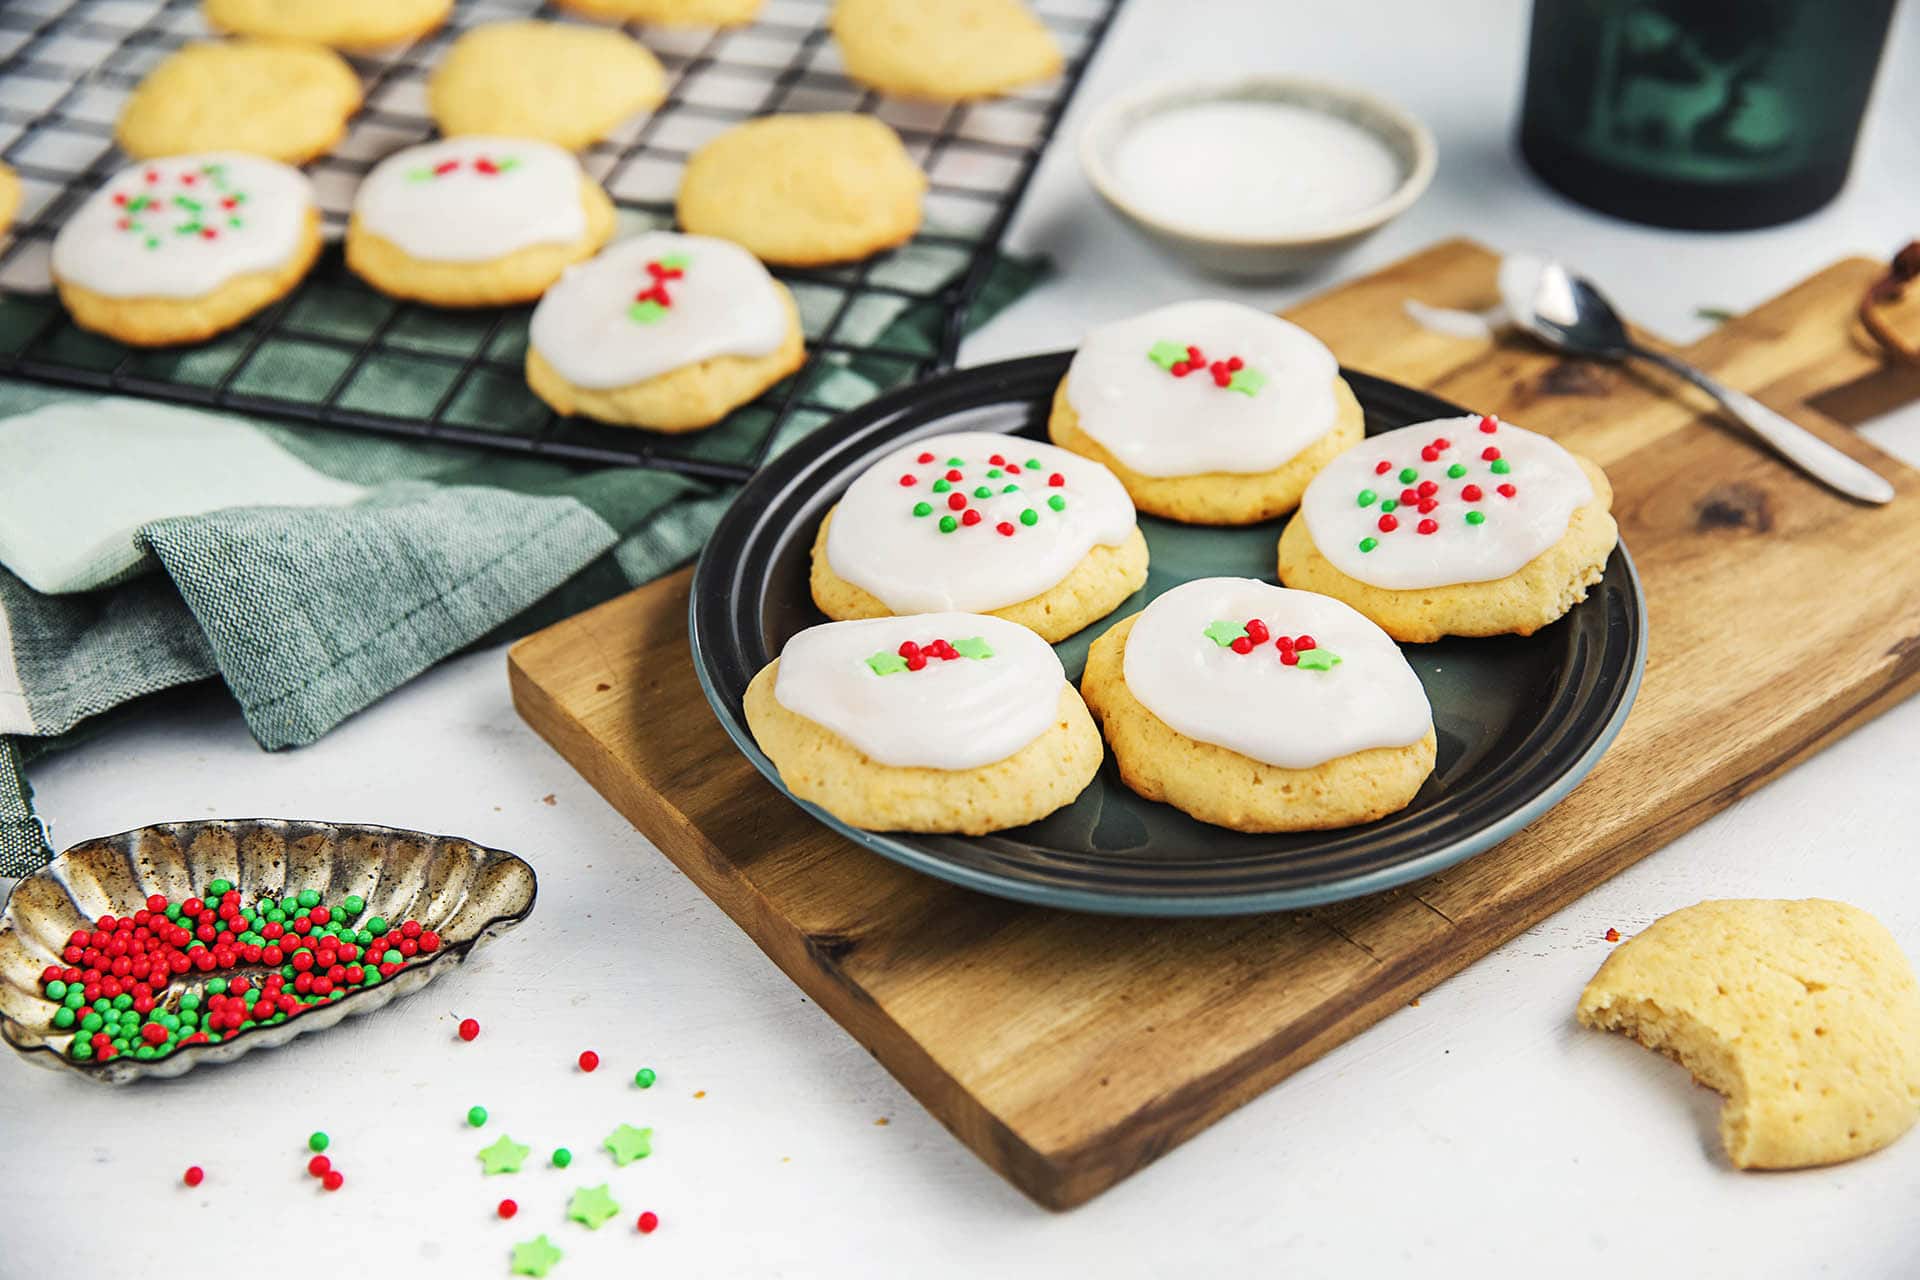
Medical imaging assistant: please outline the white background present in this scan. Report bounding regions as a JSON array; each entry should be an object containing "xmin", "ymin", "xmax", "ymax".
[{"xmin": 6, "ymin": 2, "xmax": 1920, "ymax": 1277}]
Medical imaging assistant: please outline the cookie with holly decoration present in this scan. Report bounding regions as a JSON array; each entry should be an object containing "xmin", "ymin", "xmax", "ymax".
[
  {"xmin": 743, "ymin": 613, "xmax": 1102, "ymax": 834},
  {"xmin": 50, "ymin": 154, "xmax": 322, "ymax": 348},
  {"xmin": 115, "ymin": 39, "xmax": 361, "ymax": 165},
  {"xmin": 526, "ymin": 231, "xmax": 806, "ymax": 432},
  {"xmin": 1080, "ymin": 578, "xmax": 1435, "ymax": 832},
  {"xmin": 810, "ymin": 431, "xmax": 1148, "ymax": 644},
  {"xmin": 1048, "ymin": 300, "xmax": 1364, "ymax": 525},
  {"xmin": 1278, "ymin": 414, "xmax": 1618, "ymax": 642},
  {"xmin": 203, "ymin": 0, "xmax": 452, "ymax": 50},
  {"xmin": 346, "ymin": 138, "xmax": 616, "ymax": 308}
]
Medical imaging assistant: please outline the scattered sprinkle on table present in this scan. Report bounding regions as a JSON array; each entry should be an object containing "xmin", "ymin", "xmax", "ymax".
[
  {"xmin": 497, "ymin": 1198, "xmax": 518, "ymax": 1220},
  {"xmin": 510, "ymin": 1234, "xmax": 563, "ymax": 1278},
  {"xmin": 322, "ymin": 1170, "xmax": 344, "ymax": 1191},
  {"xmin": 182, "ymin": 1165, "xmax": 204, "ymax": 1187},
  {"xmin": 577, "ymin": 1049, "xmax": 599, "ymax": 1072},
  {"xmin": 551, "ymin": 1147, "xmax": 572, "ymax": 1168},
  {"xmin": 633, "ymin": 1067, "xmax": 655, "ymax": 1089},
  {"xmin": 468, "ymin": 1105, "xmax": 489, "ymax": 1127},
  {"xmin": 479, "ymin": 1134, "xmax": 531, "ymax": 1175},
  {"xmin": 636, "ymin": 1211, "xmax": 659, "ymax": 1234},
  {"xmin": 459, "ymin": 1017, "xmax": 481, "ymax": 1042},
  {"xmin": 308, "ymin": 1131, "xmax": 329, "ymax": 1153},
  {"xmin": 307, "ymin": 1155, "xmax": 330, "ymax": 1177},
  {"xmin": 603, "ymin": 1124, "xmax": 652, "ymax": 1166},
  {"xmin": 566, "ymin": 1183, "xmax": 621, "ymax": 1230}
]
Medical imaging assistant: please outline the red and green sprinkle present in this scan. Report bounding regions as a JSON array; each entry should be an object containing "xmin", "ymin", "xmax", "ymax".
[
  {"xmin": 406, "ymin": 154, "xmax": 521, "ymax": 182},
  {"xmin": 1147, "ymin": 340, "xmax": 1266, "ymax": 395},
  {"xmin": 1355, "ymin": 415, "xmax": 1519, "ymax": 552},
  {"xmin": 867, "ymin": 635, "xmax": 994, "ymax": 675},
  {"xmin": 629, "ymin": 253, "xmax": 690, "ymax": 325},
  {"xmin": 112, "ymin": 162, "xmax": 245, "ymax": 250},
  {"xmin": 1204, "ymin": 619, "xmax": 1341, "ymax": 669},
  {"xmin": 902, "ymin": 450, "xmax": 1062, "ymax": 537}
]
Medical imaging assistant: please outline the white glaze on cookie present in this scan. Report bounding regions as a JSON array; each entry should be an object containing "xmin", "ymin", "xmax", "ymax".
[
  {"xmin": 1298, "ymin": 415, "xmax": 1594, "ymax": 590},
  {"xmin": 353, "ymin": 137, "xmax": 587, "ymax": 261},
  {"xmin": 1121, "ymin": 577, "xmax": 1431, "ymax": 770},
  {"xmin": 527, "ymin": 231, "xmax": 788, "ymax": 390},
  {"xmin": 772, "ymin": 612, "xmax": 1065, "ymax": 769},
  {"xmin": 824, "ymin": 431, "xmax": 1137, "ymax": 614},
  {"xmin": 51, "ymin": 153, "xmax": 313, "ymax": 299},
  {"xmin": 1063, "ymin": 299, "xmax": 1339, "ymax": 478}
]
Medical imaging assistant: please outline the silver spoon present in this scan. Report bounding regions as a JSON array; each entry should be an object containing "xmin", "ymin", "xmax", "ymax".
[{"xmin": 1502, "ymin": 257, "xmax": 1894, "ymax": 505}]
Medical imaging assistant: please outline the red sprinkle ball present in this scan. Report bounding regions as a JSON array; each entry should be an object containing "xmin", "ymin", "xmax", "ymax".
[
  {"xmin": 578, "ymin": 1050, "xmax": 600, "ymax": 1073},
  {"xmin": 322, "ymin": 1171, "xmax": 344, "ymax": 1192},
  {"xmin": 637, "ymin": 1211, "xmax": 660, "ymax": 1234},
  {"xmin": 499, "ymin": 1199, "xmax": 519, "ymax": 1220},
  {"xmin": 308, "ymin": 1155, "xmax": 331, "ymax": 1178},
  {"xmin": 1274, "ymin": 633, "xmax": 1317, "ymax": 667},
  {"xmin": 1479, "ymin": 415, "xmax": 1499, "ymax": 434},
  {"xmin": 1374, "ymin": 460, "xmax": 1392, "ymax": 475},
  {"xmin": 458, "ymin": 1017, "xmax": 481, "ymax": 1042},
  {"xmin": 182, "ymin": 1166, "xmax": 204, "ymax": 1188}
]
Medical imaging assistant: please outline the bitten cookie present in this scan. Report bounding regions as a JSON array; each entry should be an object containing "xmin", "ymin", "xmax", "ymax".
[
  {"xmin": 115, "ymin": 39, "xmax": 361, "ymax": 165},
  {"xmin": 1050, "ymin": 300, "xmax": 1364, "ymax": 524},
  {"xmin": 677, "ymin": 114, "xmax": 926, "ymax": 267},
  {"xmin": 527, "ymin": 231, "xmax": 805, "ymax": 432},
  {"xmin": 202, "ymin": 0, "xmax": 451, "ymax": 49},
  {"xmin": 744, "ymin": 613, "xmax": 1102, "ymax": 834},
  {"xmin": 811, "ymin": 432, "xmax": 1148, "ymax": 644},
  {"xmin": 831, "ymin": 0, "xmax": 1062, "ymax": 101},
  {"xmin": 430, "ymin": 22, "xmax": 666, "ymax": 151},
  {"xmin": 1579, "ymin": 899, "xmax": 1920, "ymax": 1171},
  {"xmin": 1080, "ymin": 578, "xmax": 1435, "ymax": 832},
  {"xmin": 347, "ymin": 138, "xmax": 615, "ymax": 307},
  {"xmin": 51, "ymin": 154, "xmax": 321, "ymax": 347},
  {"xmin": 1277, "ymin": 414, "xmax": 1618, "ymax": 642},
  {"xmin": 555, "ymin": 0, "xmax": 763, "ymax": 24}
]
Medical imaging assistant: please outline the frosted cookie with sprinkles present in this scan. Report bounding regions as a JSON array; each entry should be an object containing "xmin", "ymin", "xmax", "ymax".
[
  {"xmin": 346, "ymin": 138, "xmax": 616, "ymax": 307},
  {"xmin": 810, "ymin": 432, "xmax": 1148, "ymax": 643},
  {"xmin": 526, "ymin": 231, "xmax": 806, "ymax": 432},
  {"xmin": 831, "ymin": 0, "xmax": 1063, "ymax": 102},
  {"xmin": 203, "ymin": 0, "xmax": 452, "ymax": 49},
  {"xmin": 1080, "ymin": 578, "xmax": 1435, "ymax": 832},
  {"xmin": 51, "ymin": 154, "xmax": 322, "ymax": 347},
  {"xmin": 115, "ymin": 39, "xmax": 361, "ymax": 165},
  {"xmin": 1049, "ymin": 300, "xmax": 1364, "ymax": 524},
  {"xmin": 1278, "ymin": 414, "xmax": 1618, "ymax": 642},
  {"xmin": 744, "ymin": 613, "xmax": 1102, "ymax": 834},
  {"xmin": 430, "ymin": 22, "xmax": 666, "ymax": 151}
]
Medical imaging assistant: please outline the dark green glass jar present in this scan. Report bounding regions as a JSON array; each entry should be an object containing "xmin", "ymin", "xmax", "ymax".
[{"xmin": 1519, "ymin": 0, "xmax": 1897, "ymax": 229}]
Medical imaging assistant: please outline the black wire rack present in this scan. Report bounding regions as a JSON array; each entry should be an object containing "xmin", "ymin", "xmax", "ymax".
[{"xmin": 0, "ymin": 0, "xmax": 1120, "ymax": 483}]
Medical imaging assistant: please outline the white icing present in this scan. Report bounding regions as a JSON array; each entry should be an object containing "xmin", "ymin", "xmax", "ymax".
[
  {"xmin": 824, "ymin": 431, "xmax": 1138, "ymax": 615},
  {"xmin": 352, "ymin": 137, "xmax": 588, "ymax": 262},
  {"xmin": 51, "ymin": 153, "xmax": 313, "ymax": 299},
  {"xmin": 1121, "ymin": 577, "xmax": 1431, "ymax": 769},
  {"xmin": 527, "ymin": 231, "xmax": 788, "ymax": 390},
  {"xmin": 1297, "ymin": 415, "xmax": 1595, "ymax": 590},
  {"xmin": 1063, "ymin": 299, "xmax": 1340, "ymax": 477},
  {"xmin": 772, "ymin": 612, "xmax": 1066, "ymax": 770}
]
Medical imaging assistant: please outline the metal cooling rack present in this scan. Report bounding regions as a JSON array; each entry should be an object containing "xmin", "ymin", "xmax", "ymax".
[{"xmin": 0, "ymin": 0, "xmax": 1119, "ymax": 482}]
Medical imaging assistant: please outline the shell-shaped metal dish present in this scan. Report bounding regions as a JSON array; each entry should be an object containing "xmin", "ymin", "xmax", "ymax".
[{"xmin": 0, "ymin": 819, "xmax": 536, "ymax": 1083}]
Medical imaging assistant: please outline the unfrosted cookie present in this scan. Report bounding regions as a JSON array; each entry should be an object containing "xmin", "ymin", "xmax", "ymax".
[
  {"xmin": 1081, "ymin": 578, "xmax": 1435, "ymax": 832},
  {"xmin": 831, "ymin": 0, "xmax": 1062, "ymax": 101},
  {"xmin": 51, "ymin": 154, "xmax": 321, "ymax": 347},
  {"xmin": 0, "ymin": 163, "xmax": 18, "ymax": 234},
  {"xmin": 527, "ymin": 231, "xmax": 805, "ymax": 432},
  {"xmin": 1050, "ymin": 301, "xmax": 1364, "ymax": 524},
  {"xmin": 810, "ymin": 432, "xmax": 1147, "ymax": 644},
  {"xmin": 430, "ymin": 22, "xmax": 665, "ymax": 151},
  {"xmin": 1277, "ymin": 415, "xmax": 1618, "ymax": 642},
  {"xmin": 677, "ymin": 114, "xmax": 925, "ymax": 267},
  {"xmin": 744, "ymin": 613, "xmax": 1101, "ymax": 834},
  {"xmin": 346, "ymin": 138, "xmax": 615, "ymax": 308},
  {"xmin": 116, "ymin": 39, "xmax": 361, "ymax": 165},
  {"xmin": 203, "ymin": 0, "xmax": 451, "ymax": 49},
  {"xmin": 555, "ymin": 0, "xmax": 763, "ymax": 25},
  {"xmin": 1579, "ymin": 899, "xmax": 1920, "ymax": 1170}
]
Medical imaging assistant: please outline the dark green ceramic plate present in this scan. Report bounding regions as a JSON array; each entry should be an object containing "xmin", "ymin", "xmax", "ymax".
[{"xmin": 690, "ymin": 354, "xmax": 1646, "ymax": 916}]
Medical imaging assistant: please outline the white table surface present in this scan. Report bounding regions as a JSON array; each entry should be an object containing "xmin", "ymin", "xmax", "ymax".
[{"xmin": 7, "ymin": 2, "xmax": 1920, "ymax": 1276}]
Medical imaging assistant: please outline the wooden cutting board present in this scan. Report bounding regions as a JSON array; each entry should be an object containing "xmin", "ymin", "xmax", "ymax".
[{"xmin": 508, "ymin": 239, "xmax": 1920, "ymax": 1211}]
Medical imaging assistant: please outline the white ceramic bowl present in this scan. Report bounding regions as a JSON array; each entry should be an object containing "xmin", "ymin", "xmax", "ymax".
[{"xmin": 1079, "ymin": 74, "xmax": 1436, "ymax": 280}]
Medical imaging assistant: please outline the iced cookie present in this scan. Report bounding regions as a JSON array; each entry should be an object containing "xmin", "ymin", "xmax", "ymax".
[
  {"xmin": 430, "ymin": 22, "xmax": 666, "ymax": 151},
  {"xmin": 555, "ymin": 0, "xmax": 763, "ymax": 24},
  {"xmin": 115, "ymin": 39, "xmax": 361, "ymax": 165},
  {"xmin": 677, "ymin": 114, "xmax": 926, "ymax": 267},
  {"xmin": 527, "ymin": 231, "xmax": 805, "ymax": 432},
  {"xmin": 1049, "ymin": 300, "xmax": 1364, "ymax": 525},
  {"xmin": 0, "ymin": 163, "xmax": 18, "ymax": 234},
  {"xmin": 744, "ymin": 613, "xmax": 1101, "ymax": 834},
  {"xmin": 202, "ymin": 0, "xmax": 451, "ymax": 49},
  {"xmin": 1579, "ymin": 899, "xmax": 1920, "ymax": 1171},
  {"xmin": 346, "ymin": 138, "xmax": 615, "ymax": 308},
  {"xmin": 830, "ymin": 0, "xmax": 1062, "ymax": 101},
  {"xmin": 811, "ymin": 432, "xmax": 1147, "ymax": 644},
  {"xmin": 1081, "ymin": 578, "xmax": 1435, "ymax": 832},
  {"xmin": 51, "ymin": 154, "xmax": 321, "ymax": 347},
  {"xmin": 1277, "ymin": 414, "xmax": 1618, "ymax": 642}
]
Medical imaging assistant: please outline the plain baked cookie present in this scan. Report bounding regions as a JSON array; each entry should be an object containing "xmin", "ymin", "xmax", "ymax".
[
  {"xmin": 346, "ymin": 137, "xmax": 616, "ymax": 307},
  {"xmin": 677, "ymin": 114, "xmax": 926, "ymax": 267},
  {"xmin": 0, "ymin": 163, "xmax": 18, "ymax": 235},
  {"xmin": 809, "ymin": 431, "xmax": 1147, "ymax": 644},
  {"xmin": 116, "ymin": 39, "xmax": 361, "ymax": 165},
  {"xmin": 430, "ymin": 22, "xmax": 665, "ymax": 151},
  {"xmin": 555, "ymin": 0, "xmax": 763, "ymax": 24},
  {"xmin": 203, "ymin": 0, "xmax": 451, "ymax": 49},
  {"xmin": 831, "ymin": 0, "xmax": 1062, "ymax": 101},
  {"xmin": 51, "ymin": 154, "xmax": 321, "ymax": 347},
  {"xmin": 743, "ymin": 613, "xmax": 1101, "ymax": 834},
  {"xmin": 1278, "ymin": 415, "xmax": 1619, "ymax": 642},
  {"xmin": 1080, "ymin": 579, "xmax": 1436, "ymax": 832},
  {"xmin": 1578, "ymin": 899, "xmax": 1920, "ymax": 1171}
]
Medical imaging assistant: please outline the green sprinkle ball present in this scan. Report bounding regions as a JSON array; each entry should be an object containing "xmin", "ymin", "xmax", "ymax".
[
  {"xmin": 468, "ymin": 1106, "xmax": 489, "ymax": 1128},
  {"xmin": 1001, "ymin": 484, "xmax": 1019, "ymax": 494},
  {"xmin": 1466, "ymin": 510, "xmax": 1487, "ymax": 525},
  {"xmin": 1357, "ymin": 537, "xmax": 1379, "ymax": 553},
  {"xmin": 342, "ymin": 895, "xmax": 365, "ymax": 917},
  {"xmin": 552, "ymin": 1148, "xmax": 573, "ymax": 1169},
  {"xmin": 1490, "ymin": 459, "xmax": 1511, "ymax": 474},
  {"xmin": 1047, "ymin": 495, "xmax": 1066, "ymax": 512},
  {"xmin": 931, "ymin": 478, "xmax": 950, "ymax": 493},
  {"xmin": 1380, "ymin": 498, "xmax": 1398, "ymax": 513},
  {"xmin": 1447, "ymin": 463, "xmax": 1467, "ymax": 478},
  {"xmin": 634, "ymin": 1068, "xmax": 656, "ymax": 1089},
  {"xmin": 945, "ymin": 456, "xmax": 963, "ymax": 467},
  {"xmin": 296, "ymin": 889, "xmax": 320, "ymax": 909},
  {"xmin": 366, "ymin": 916, "xmax": 389, "ymax": 937},
  {"xmin": 1398, "ymin": 467, "xmax": 1418, "ymax": 484},
  {"xmin": 912, "ymin": 502, "xmax": 932, "ymax": 517},
  {"xmin": 1356, "ymin": 489, "xmax": 1377, "ymax": 507},
  {"xmin": 207, "ymin": 878, "xmax": 233, "ymax": 895},
  {"xmin": 973, "ymin": 486, "xmax": 992, "ymax": 499},
  {"xmin": 309, "ymin": 1131, "xmax": 329, "ymax": 1153},
  {"xmin": 938, "ymin": 515, "xmax": 957, "ymax": 533},
  {"xmin": 1019, "ymin": 508, "xmax": 1038, "ymax": 527}
]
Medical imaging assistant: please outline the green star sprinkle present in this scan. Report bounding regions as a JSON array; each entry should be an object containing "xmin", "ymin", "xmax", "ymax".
[
  {"xmin": 865, "ymin": 651, "xmax": 908, "ymax": 676},
  {"xmin": 478, "ymin": 1134, "xmax": 531, "ymax": 1174},
  {"xmin": 1146, "ymin": 339, "xmax": 1187, "ymax": 370},
  {"xmin": 603, "ymin": 1123, "xmax": 653, "ymax": 1166},
  {"xmin": 1296, "ymin": 649, "xmax": 1342, "ymax": 671},
  {"xmin": 568, "ymin": 1184, "xmax": 621, "ymax": 1230},
  {"xmin": 628, "ymin": 299, "xmax": 666, "ymax": 325},
  {"xmin": 1227, "ymin": 367, "xmax": 1267, "ymax": 397},
  {"xmin": 510, "ymin": 1235, "xmax": 564, "ymax": 1277},
  {"xmin": 1203, "ymin": 620, "xmax": 1248, "ymax": 647},
  {"xmin": 951, "ymin": 636, "xmax": 994, "ymax": 659}
]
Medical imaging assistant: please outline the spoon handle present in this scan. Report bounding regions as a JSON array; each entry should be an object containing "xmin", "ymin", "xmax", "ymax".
[{"xmin": 1629, "ymin": 344, "xmax": 1894, "ymax": 505}]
